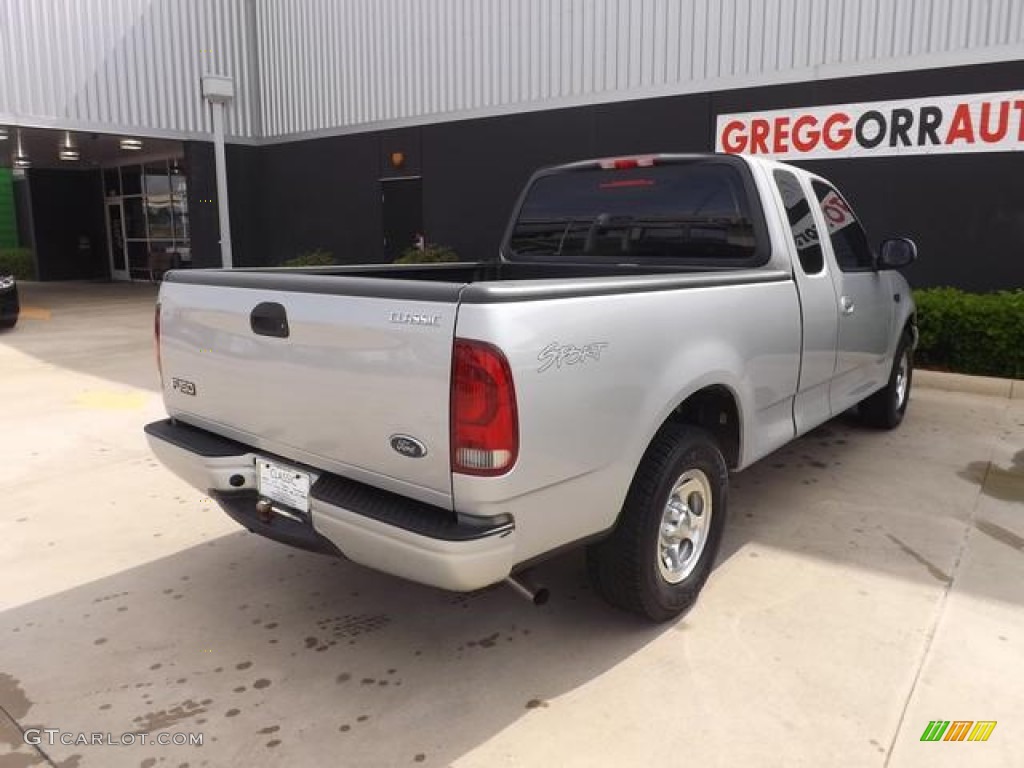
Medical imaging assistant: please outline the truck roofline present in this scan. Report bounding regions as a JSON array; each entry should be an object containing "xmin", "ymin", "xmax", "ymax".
[
  {"xmin": 538, "ymin": 151, "xmax": 755, "ymax": 174},
  {"xmin": 538, "ymin": 152, "xmax": 811, "ymax": 181}
]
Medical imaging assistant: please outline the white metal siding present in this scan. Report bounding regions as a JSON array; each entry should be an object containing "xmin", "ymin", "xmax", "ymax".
[
  {"xmin": 0, "ymin": 0, "xmax": 254, "ymax": 138},
  {"xmin": 1, "ymin": 0, "xmax": 1022, "ymax": 140},
  {"xmin": 254, "ymin": 0, "xmax": 1024, "ymax": 138}
]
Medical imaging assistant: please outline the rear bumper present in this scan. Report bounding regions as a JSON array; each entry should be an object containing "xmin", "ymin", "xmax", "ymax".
[{"xmin": 144, "ymin": 419, "xmax": 517, "ymax": 591}]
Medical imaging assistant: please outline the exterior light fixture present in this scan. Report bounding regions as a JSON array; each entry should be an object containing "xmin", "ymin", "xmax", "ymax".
[
  {"xmin": 390, "ymin": 152, "xmax": 405, "ymax": 168},
  {"xmin": 59, "ymin": 131, "xmax": 80, "ymax": 161},
  {"xmin": 120, "ymin": 138, "xmax": 143, "ymax": 151}
]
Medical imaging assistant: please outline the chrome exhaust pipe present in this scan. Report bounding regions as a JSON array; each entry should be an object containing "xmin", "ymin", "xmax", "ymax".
[{"xmin": 505, "ymin": 572, "xmax": 550, "ymax": 606}]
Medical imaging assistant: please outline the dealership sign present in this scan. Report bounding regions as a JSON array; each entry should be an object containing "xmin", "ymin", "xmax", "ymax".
[{"xmin": 716, "ymin": 90, "xmax": 1024, "ymax": 160}]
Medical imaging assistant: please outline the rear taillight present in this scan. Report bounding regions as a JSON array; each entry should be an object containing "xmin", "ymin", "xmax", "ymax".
[
  {"xmin": 451, "ymin": 339, "xmax": 519, "ymax": 476},
  {"xmin": 154, "ymin": 303, "xmax": 163, "ymax": 384}
]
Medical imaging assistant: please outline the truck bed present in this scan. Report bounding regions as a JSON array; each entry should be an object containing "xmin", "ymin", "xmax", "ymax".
[{"xmin": 157, "ymin": 261, "xmax": 791, "ymax": 508}]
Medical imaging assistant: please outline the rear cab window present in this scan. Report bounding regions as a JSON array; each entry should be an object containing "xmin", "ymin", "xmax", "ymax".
[
  {"xmin": 773, "ymin": 170, "xmax": 825, "ymax": 275},
  {"xmin": 505, "ymin": 159, "xmax": 770, "ymax": 267}
]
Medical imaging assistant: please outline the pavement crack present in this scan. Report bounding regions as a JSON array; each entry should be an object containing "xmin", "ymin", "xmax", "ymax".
[{"xmin": 884, "ymin": 534, "xmax": 950, "ymax": 583}]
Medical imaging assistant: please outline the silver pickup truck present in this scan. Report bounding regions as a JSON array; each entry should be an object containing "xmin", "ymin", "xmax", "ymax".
[{"xmin": 146, "ymin": 154, "xmax": 917, "ymax": 621}]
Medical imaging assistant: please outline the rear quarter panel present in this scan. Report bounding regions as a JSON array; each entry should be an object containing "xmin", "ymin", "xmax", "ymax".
[{"xmin": 454, "ymin": 277, "xmax": 801, "ymax": 563}]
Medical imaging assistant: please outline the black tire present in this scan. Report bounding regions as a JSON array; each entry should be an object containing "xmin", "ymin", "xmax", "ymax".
[
  {"xmin": 586, "ymin": 425, "xmax": 728, "ymax": 622},
  {"xmin": 0, "ymin": 316, "xmax": 16, "ymax": 330},
  {"xmin": 860, "ymin": 332, "xmax": 913, "ymax": 429}
]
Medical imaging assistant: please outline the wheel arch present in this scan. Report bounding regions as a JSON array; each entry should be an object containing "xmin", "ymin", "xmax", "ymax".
[
  {"xmin": 660, "ymin": 384, "xmax": 743, "ymax": 470},
  {"xmin": 588, "ymin": 397, "xmax": 736, "ymax": 621},
  {"xmin": 601, "ymin": 381, "xmax": 744, "ymax": 538}
]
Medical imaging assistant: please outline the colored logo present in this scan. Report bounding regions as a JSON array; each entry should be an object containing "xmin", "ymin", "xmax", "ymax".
[{"xmin": 920, "ymin": 721, "xmax": 996, "ymax": 742}]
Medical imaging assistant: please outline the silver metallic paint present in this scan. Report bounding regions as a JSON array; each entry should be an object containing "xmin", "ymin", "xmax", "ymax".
[{"xmin": 152, "ymin": 155, "xmax": 914, "ymax": 589}]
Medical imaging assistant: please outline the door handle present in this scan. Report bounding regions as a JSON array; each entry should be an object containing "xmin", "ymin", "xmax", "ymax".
[
  {"xmin": 840, "ymin": 296, "xmax": 856, "ymax": 315},
  {"xmin": 250, "ymin": 302, "xmax": 290, "ymax": 338}
]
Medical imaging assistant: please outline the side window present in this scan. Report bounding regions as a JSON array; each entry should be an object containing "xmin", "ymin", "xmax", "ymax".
[
  {"xmin": 773, "ymin": 170, "xmax": 824, "ymax": 275},
  {"xmin": 811, "ymin": 181, "xmax": 874, "ymax": 271}
]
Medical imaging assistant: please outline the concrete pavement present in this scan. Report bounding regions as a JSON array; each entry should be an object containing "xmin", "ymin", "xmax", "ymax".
[{"xmin": 1, "ymin": 282, "xmax": 1021, "ymax": 768}]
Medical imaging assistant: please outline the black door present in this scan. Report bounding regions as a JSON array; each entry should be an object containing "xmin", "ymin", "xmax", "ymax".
[{"xmin": 381, "ymin": 178, "xmax": 422, "ymax": 261}]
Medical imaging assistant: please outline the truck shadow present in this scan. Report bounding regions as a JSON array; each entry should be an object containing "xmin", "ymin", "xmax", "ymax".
[{"xmin": 0, "ymin": 532, "xmax": 664, "ymax": 768}]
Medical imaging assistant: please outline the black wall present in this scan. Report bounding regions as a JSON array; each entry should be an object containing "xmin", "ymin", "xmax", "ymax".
[
  {"xmin": 214, "ymin": 59, "xmax": 1023, "ymax": 290},
  {"xmin": 255, "ymin": 132, "xmax": 382, "ymax": 266},
  {"xmin": 27, "ymin": 169, "xmax": 108, "ymax": 281},
  {"xmin": 226, "ymin": 144, "xmax": 262, "ymax": 267},
  {"xmin": 184, "ymin": 141, "xmax": 220, "ymax": 269},
  {"xmin": 710, "ymin": 61, "xmax": 1024, "ymax": 291},
  {"xmin": 13, "ymin": 177, "xmax": 35, "ymax": 255},
  {"xmin": 183, "ymin": 142, "xmax": 265, "ymax": 269}
]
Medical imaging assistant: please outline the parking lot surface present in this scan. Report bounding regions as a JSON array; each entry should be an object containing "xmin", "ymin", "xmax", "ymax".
[{"xmin": 1, "ymin": 282, "xmax": 1021, "ymax": 768}]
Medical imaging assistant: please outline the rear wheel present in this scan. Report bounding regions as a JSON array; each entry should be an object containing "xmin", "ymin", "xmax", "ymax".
[
  {"xmin": 860, "ymin": 333, "xmax": 912, "ymax": 429},
  {"xmin": 587, "ymin": 425, "xmax": 728, "ymax": 622}
]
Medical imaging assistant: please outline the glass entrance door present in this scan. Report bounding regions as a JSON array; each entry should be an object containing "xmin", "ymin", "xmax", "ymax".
[
  {"xmin": 102, "ymin": 158, "xmax": 188, "ymax": 281},
  {"xmin": 106, "ymin": 200, "xmax": 129, "ymax": 281}
]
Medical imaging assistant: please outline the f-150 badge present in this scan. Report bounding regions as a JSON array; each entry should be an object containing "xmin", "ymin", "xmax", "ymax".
[
  {"xmin": 171, "ymin": 377, "xmax": 197, "ymax": 396},
  {"xmin": 537, "ymin": 342, "xmax": 609, "ymax": 373}
]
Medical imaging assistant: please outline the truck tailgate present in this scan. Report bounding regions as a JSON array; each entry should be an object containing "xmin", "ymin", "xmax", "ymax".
[{"xmin": 157, "ymin": 276, "xmax": 460, "ymax": 506}]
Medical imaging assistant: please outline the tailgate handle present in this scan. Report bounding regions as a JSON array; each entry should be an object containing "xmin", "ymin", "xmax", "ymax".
[{"xmin": 250, "ymin": 302, "xmax": 290, "ymax": 338}]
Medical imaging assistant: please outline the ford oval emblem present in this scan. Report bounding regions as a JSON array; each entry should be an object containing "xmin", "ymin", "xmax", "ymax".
[{"xmin": 390, "ymin": 434, "xmax": 428, "ymax": 459}]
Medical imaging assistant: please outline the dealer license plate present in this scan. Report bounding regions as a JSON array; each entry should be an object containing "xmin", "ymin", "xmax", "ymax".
[{"xmin": 257, "ymin": 458, "xmax": 311, "ymax": 513}]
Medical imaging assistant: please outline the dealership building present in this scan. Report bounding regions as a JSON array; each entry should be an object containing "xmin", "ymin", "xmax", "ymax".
[{"xmin": 1, "ymin": 0, "xmax": 1022, "ymax": 290}]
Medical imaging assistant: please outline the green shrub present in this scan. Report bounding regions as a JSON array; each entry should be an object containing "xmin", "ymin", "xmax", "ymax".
[
  {"xmin": 282, "ymin": 248, "xmax": 334, "ymax": 267},
  {"xmin": 0, "ymin": 248, "xmax": 35, "ymax": 280},
  {"xmin": 913, "ymin": 288, "xmax": 1023, "ymax": 378},
  {"xmin": 395, "ymin": 243, "xmax": 458, "ymax": 264}
]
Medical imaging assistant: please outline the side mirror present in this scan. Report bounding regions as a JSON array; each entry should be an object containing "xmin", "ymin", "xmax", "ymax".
[{"xmin": 877, "ymin": 237, "xmax": 917, "ymax": 269}]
